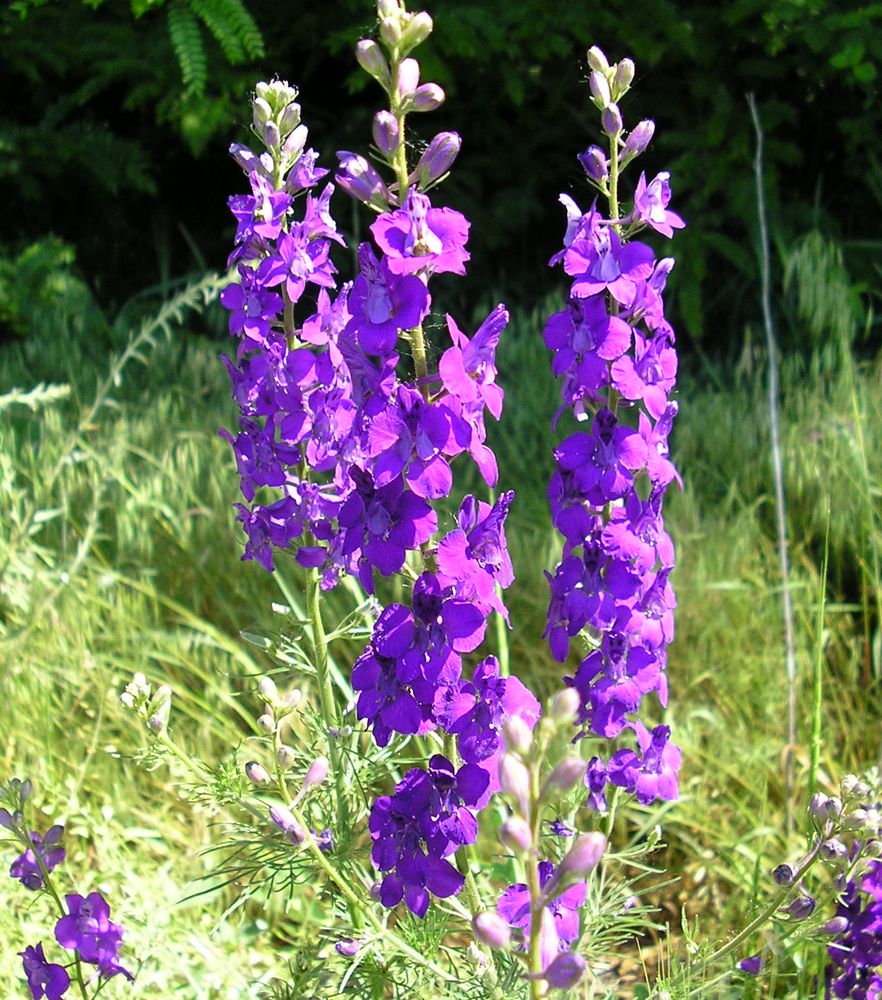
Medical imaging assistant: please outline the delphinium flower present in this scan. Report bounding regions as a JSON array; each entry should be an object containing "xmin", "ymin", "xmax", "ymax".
[
  {"xmin": 825, "ymin": 861, "xmax": 882, "ymax": 998},
  {"xmin": 543, "ymin": 45, "xmax": 683, "ymax": 811},
  {"xmin": 2, "ymin": 778, "xmax": 134, "ymax": 996}
]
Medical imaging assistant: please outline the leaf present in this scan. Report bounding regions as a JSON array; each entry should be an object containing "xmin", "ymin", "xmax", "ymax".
[{"xmin": 166, "ymin": 0, "xmax": 207, "ymax": 95}]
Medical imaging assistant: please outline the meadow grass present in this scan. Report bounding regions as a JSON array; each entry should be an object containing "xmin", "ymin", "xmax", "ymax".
[{"xmin": 0, "ymin": 287, "xmax": 879, "ymax": 996}]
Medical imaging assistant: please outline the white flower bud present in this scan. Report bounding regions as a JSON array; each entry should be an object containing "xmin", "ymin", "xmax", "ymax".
[
  {"xmin": 586, "ymin": 45, "xmax": 611, "ymax": 75},
  {"xmin": 503, "ymin": 715, "xmax": 533, "ymax": 756}
]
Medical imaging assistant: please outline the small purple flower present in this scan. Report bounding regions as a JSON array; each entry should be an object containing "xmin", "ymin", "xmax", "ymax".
[
  {"xmin": 439, "ymin": 304, "xmax": 507, "ymax": 420},
  {"xmin": 631, "ymin": 171, "xmax": 685, "ymax": 238},
  {"xmin": 228, "ymin": 170, "xmax": 291, "ymax": 245},
  {"xmin": 262, "ymin": 222, "xmax": 338, "ymax": 305},
  {"xmin": 10, "ymin": 826, "xmax": 65, "ymax": 890},
  {"xmin": 554, "ymin": 407, "xmax": 647, "ymax": 506},
  {"xmin": 219, "ymin": 264, "xmax": 285, "ymax": 353},
  {"xmin": 607, "ymin": 722, "xmax": 681, "ymax": 805},
  {"xmin": 738, "ymin": 954, "xmax": 762, "ymax": 976},
  {"xmin": 371, "ymin": 189, "xmax": 470, "ymax": 276},
  {"xmin": 54, "ymin": 892, "xmax": 134, "ymax": 982},
  {"xmin": 498, "ymin": 860, "xmax": 586, "ymax": 950},
  {"xmin": 564, "ymin": 226, "xmax": 655, "ymax": 307},
  {"xmin": 19, "ymin": 943, "xmax": 70, "ymax": 1000}
]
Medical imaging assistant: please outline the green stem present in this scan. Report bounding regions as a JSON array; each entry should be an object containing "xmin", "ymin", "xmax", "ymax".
[
  {"xmin": 526, "ymin": 763, "xmax": 547, "ymax": 999},
  {"xmin": 808, "ymin": 512, "xmax": 830, "ymax": 800},
  {"xmin": 608, "ymin": 132, "xmax": 620, "ymax": 235}
]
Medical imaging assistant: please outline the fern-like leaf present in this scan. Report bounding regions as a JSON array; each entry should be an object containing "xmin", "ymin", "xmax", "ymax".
[
  {"xmin": 167, "ymin": 0, "xmax": 207, "ymax": 94},
  {"xmin": 209, "ymin": 0, "xmax": 264, "ymax": 59},
  {"xmin": 188, "ymin": 0, "xmax": 243, "ymax": 64}
]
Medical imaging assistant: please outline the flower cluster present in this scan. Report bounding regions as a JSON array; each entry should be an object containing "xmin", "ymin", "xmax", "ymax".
[
  {"xmin": 543, "ymin": 46, "xmax": 682, "ymax": 809},
  {"xmin": 2, "ymin": 779, "xmax": 132, "ymax": 999},
  {"xmin": 218, "ymin": 1, "xmax": 542, "ymax": 922},
  {"xmin": 826, "ymin": 860, "xmax": 882, "ymax": 998}
]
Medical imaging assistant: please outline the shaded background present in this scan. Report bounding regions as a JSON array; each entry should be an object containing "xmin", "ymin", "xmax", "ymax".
[{"xmin": 2, "ymin": 0, "xmax": 881, "ymax": 354}]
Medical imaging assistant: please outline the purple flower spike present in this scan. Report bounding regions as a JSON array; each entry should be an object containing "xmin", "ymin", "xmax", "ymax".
[
  {"xmin": 54, "ymin": 892, "xmax": 134, "ymax": 982},
  {"xmin": 10, "ymin": 826, "xmax": 65, "ymax": 890},
  {"xmin": 19, "ymin": 943, "xmax": 70, "ymax": 1000}
]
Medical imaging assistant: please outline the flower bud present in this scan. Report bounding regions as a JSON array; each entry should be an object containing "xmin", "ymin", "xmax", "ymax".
[
  {"xmin": 356, "ymin": 39, "xmax": 390, "ymax": 87},
  {"xmin": 335, "ymin": 939, "xmax": 362, "ymax": 957},
  {"xmin": 843, "ymin": 808, "xmax": 869, "ymax": 831},
  {"xmin": 281, "ymin": 124, "xmax": 308, "ymax": 163},
  {"xmin": 262, "ymin": 121, "xmax": 281, "ymax": 151},
  {"xmin": 400, "ymin": 11, "xmax": 433, "ymax": 52},
  {"xmin": 500, "ymin": 754, "xmax": 531, "ymax": 816},
  {"xmin": 415, "ymin": 131, "xmax": 461, "ymax": 187},
  {"xmin": 544, "ymin": 951, "xmax": 586, "ymax": 990},
  {"xmin": 395, "ymin": 58, "xmax": 420, "ymax": 101},
  {"xmin": 372, "ymin": 111, "xmax": 399, "ymax": 157},
  {"xmin": 269, "ymin": 804, "xmax": 306, "ymax": 845},
  {"xmin": 380, "ymin": 15, "xmax": 403, "ymax": 49},
  {"xmin": 303, "ymin": 756, "xmax": 330, "ymax": 790},
  {"xmin": 601, "ymin": 103, "xmax": 623, "ymax": 137},
  {"xmin": 278, "ymin": 102, "xmax": 301, "ymax": 137},
  {"xmin": 0, "ymin": 808, "xmax": 13, "ymax": 829},
  {"xmin": 773, "ymin": 862, "xmax": 796, "ymax": 885},
  {"xmin": 810, "ymin": 792, "xmax": 831, "ymax": 821},
  {"xmin": 738, "ymin": 955, "xmax": 762, "ymax": 975},
  {"xmin": 866, "ymin": 839, "xmax": 882, "ymax": 858},
  {"xmin": 782, "ymin": 895, "xmax": 815, "ymax": 920},
  {"xmin": 549, "ymin": 688, "xmax": 581, "ymax": 726},
  {"xmin": 556, "ymin": 832, "xmax": 606, "ymax": 881},
  {"xmin": 257, "ymin": 713, "xmax": 276, "ymax": 734},
  {"xmin": 543, "ymin": 757, "xmax": 588, "ymax": 797},
  {"xmin": 820, "ymin": 838, "xmax": 847, "ymax": 864},
  {"xmin": 282, "ymin": 689, "xmax": 303, "ymax": 710},
  {"xmin": 577, "ymin": 145, "xmax": 608, "ymax": 183},
  {"xmin": 622, "ymin": 119, "xmax": 655, "ymax": 159},
  {"xmin": 586, "ymin": 45, "xmax": 611, "ymax": 75},
  {"xmin": 377, "ymin": 0, "xmax": 399, "ymax": 16},
  {"xmin": 824, "ymin": 916, "xmax": 849, "ymax": 935},
  {"xmin": 252, "ymin": 97, "xmax": 273, "ymax": 130},
  {"xmin": 499, "ymin": 816, "xmax": 533, "ymax": 853},
  {"xmin": 841, "ymin": 774, "xmax": 870, "ymax": 799},
  {"xmin": 259, "ymin": 677, "xmax": 278, "ymax": 704},
  {"xmin": 335, "ymin": 151, "xmax": 391, "ymax": 211},
  {"xmin": 503, "ymin": 716, "xmax": 533, "ymax": 756},
  {"xmin": 589, "ymin": 70, "xmax": 611, "ymax": 109},
  {"xmin": 613, "ymin": 58, "xmax": 635, "ymax": 98},
  {"xmin": 276, "ymin": 745, "xmax": 295, "ymax": 769},
  {"xmin": 472, "ymin": 912, "xmax": 511, "ymax": 950},
  {"xmin": 245, "ymin": 761, "xmax": 272, "ymax": 786},
  {"xmin": 410, "ymin": 83, "xmax": 444, "ymax": 112},
  {"xmin": 119, "ymin": 692, "xmax": 135, "ymax": 709}
]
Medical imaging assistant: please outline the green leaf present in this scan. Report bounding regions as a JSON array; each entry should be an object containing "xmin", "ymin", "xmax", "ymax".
[{"xmin": 166, "ymin": 0, "xmax": 207, "ymax": 94}]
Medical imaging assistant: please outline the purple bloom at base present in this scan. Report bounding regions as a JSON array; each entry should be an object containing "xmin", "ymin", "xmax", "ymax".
[
  {"xmin": 498, "ymin": 861, "xmax": 586, "ymax": 959},
  {"xmin": 607, "ymin": 722, "xmax": 681, "ymax": 805},
  {"xmin": 825, "ymin": 862, "xmax": 882, "ymax": 999},
  {"xmin": 10, "ymin": 826, "xmax": 65, "ymax": 890},
  {"xmin": 369, "ymin": 756, "xmax": 486, "ymax": 918},
  {"xmin": 54, "ymin": 892, "xmax": 134, "ymax": 983},
  {"xmin": 371, "ymin": 189, "xmax": 470, "ymax": 276},
  {"xmin": 19, "ymin": 943, "xmax": 70, "ymax": 1000},
  {"xmin": 738, "ymin": 954, "xmax": 762, "ymax": 976}
]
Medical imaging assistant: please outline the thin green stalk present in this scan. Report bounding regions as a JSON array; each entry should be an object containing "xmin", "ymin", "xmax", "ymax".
[
  {"xmin": 526, "ymin": 763, "xmax": 547, "ymax": 1000},
  {"xmin": 808, "ymin": 510, "xmax": 830, "ymax": 801}
]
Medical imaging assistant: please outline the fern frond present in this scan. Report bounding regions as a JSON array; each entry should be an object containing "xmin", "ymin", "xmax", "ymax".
[
  {"xmin": 209, "ymin": 0, "xmax": 264, "ymax": 59},
  {"xmin": 188, "ymin": 0, "xmax": 244, "ymax": 64},
  {"xmin": 167, "ymin": 0, "xmax": 207, "ymax": 94}
]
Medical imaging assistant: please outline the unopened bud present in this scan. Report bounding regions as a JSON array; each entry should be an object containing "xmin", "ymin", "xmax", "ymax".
[
  {"xmin": 276, "ymin": 745, "xmax": 295, "ymax": 768},
  {"xmin": 410, "ymin": 83, "xmax": 444, "ymax": 112},
  {"xmin": 259, "ymin": 677, "xmax": 278, "ymax": 704},
  {"xmin": 282, "ymin": 689, "xmax": 303, "ymax": 709},
  {"xmin": 0, "ymin": 808, "xmax": 13, "ymax": 829},
  {"xmin": 866, "ymin": 840, "xmax": 882, "ymax": 858},
  {"xmin": 335, "ymin": 939, "xmax": 362, "ymax": 957},
  {"xmin": 252, "ymin": 97, "xmax": 273, "ymax": 129},
  {"xmin": 377, "ymin": 0, "xmax": 399, "ymax": 16},
  {"xmin": 810, "ymin": 792, "xmax": 831, "ymax": 821},
  {"xmin": 550, "ymin": 688, "xmax": 581, "ymax": 726},
  {"xmin": 841, "ymin": 774, "xmax": 870, "ymax": 799},
  {"xmin": 18, "ymin": 779, "xmax": 33, "ymax": 802},
  {"xmin": 257, "ymin": 713, "xmax": 276, "ymax": 734},
  {"xmin": 395, "ymin": 58, "xmax": 420, "ymax": 101},
  {"xmin": 544, "ymin": 951, "xmax": 586, "ymax": 990},
  {"xmin": 499, "ymin": 754, "xmax": 531, "ymax": 816},
  {"xmin": 269, "ymin": 804, "xmax": 306, "ymax": 845},
  {"xmin": 119, "ymin": 692, "xmax": 135, "ymax": 709},
  {"xmin": 400, "ymin": 11, "xmax": 433, "ymax": 52},
  {"xmin": 373, "ymin": 111, "xmax": 399, "ymax": 157},
  {"xmin": 499, "ymin": 816, "xmax": 533, "ymax": 853},
  {"xmin": 601, "ymin": 103, "xmax": 623, "ymax": 137},
  {"xmin": 556, "ymin": 832, "xmax": 606, "ymax": 881},
  {"xmin": 356, "ymin": 39, "xmax": 390, "ymax": 87},
  {"xmin": 380, "ymin": 15, "xmax": 403, "ymax": 48},
  {"xmin": 281, "ymin": 124, "xmax": 308, "ymax": 163},
  {"xmin": 589, "ymin": 70, "xmax": 611, "ymax": 109},
  {"xmin": 303, "ymin": 756, "xmax": 330, "ymax": 790},
  {"xmin": 415, "ymin": 131, "xmax": 461, "ymax": 186},
  {"xmin": 820, "ymin": 839, "xmax": 847, "ymax": 864},
  {"xmin": 773, "ymin": 863, "xmax": 795, "ymax": 885},
  {"xmin": 577, "ymin": 145, "xmax": 608, "ymax": 183},
  {"xmin": 543, "ymin": 757, "xmax": 588, "ymax": 797},
  {"xmin": 335, "ymin": 151, "xmax": 391, "ymax": 211},
  {"xmin": 147, "ymin": 708, "xmax": 169, "ymax": 733},
  {"xmin": 503, "ymin": 716, "xmax": 533, "ymax": 756},
  {"xmin": 262, "ymin": 121, "xmax": 281, "ymax": 151},
  {"xmin": 844, "ymin": 808, "xmax": 869, "ymax": 831},
  {"xmin": 472, "ymin": 912, "xmax": 511, "ymax": 950},
  {"xmin": 278, "ymin": 102, "xmax": 301, "ymax": 137},
  {"xmin": 782, "ymin": 895, "xmax": 815, "ymax": 920},
  {"xmin": 623, "ymin": 119, "xmax": 655, "ymax": 159},
  {"xmin": 613, "ymin": 58, "xmax": 635, "ymax": 98},
  {"xmin": 245, "ymin": 761, "xmax": 272, "ymax": 786},
  {"xmin": 824, "ymin": 916, "xmax": 849, "ymax": 935},
  {"xmin": 586, "ymin": 45, "xmax": 611, "ymax": 75}
]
